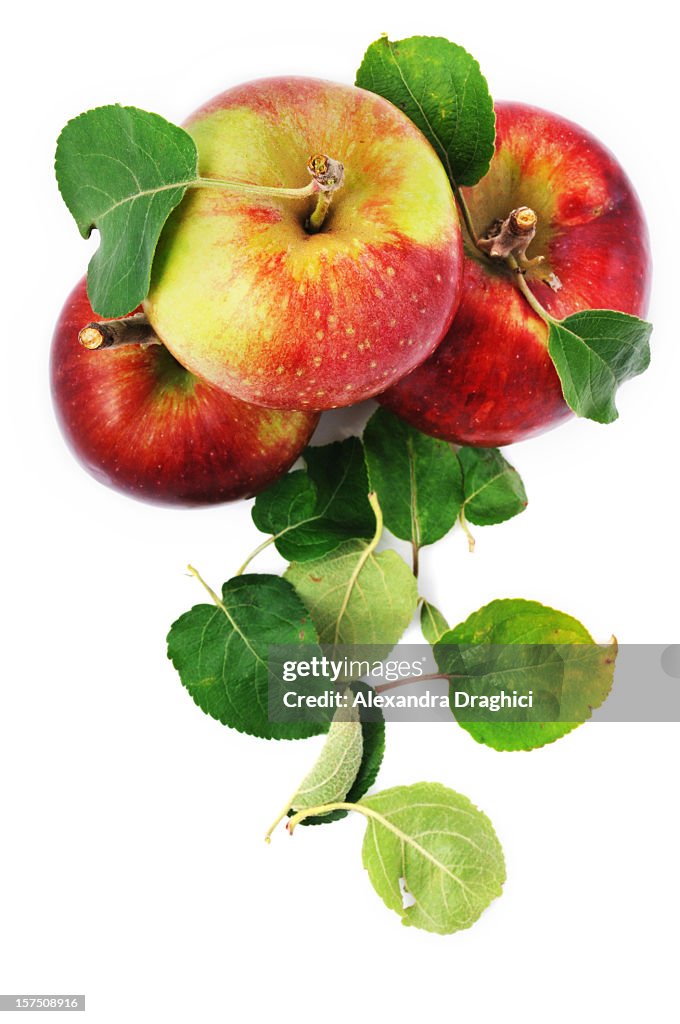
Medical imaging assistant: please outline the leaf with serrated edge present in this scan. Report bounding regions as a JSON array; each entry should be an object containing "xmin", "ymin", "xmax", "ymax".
[
  {"xmin": 359, "ymin": 782, "xmax": 505, "ymax": 934},
  {"xmin": 166, "ymin": 574, "xmax": 327, "ymax": 740},
  {"xmin": 436, "ymin": 599, "xmax": 617, "ymax": 751},
  {"xmin": 364, "ymin": 408, "xmax": 463, "ymax": 547},
  {"xmin": 285, "ymin": 540, "xmax": 418, "ymax": 652},
  {"xmin": 291, "ymin": 699, "xmax": 363, "ymax": 812},
  {"xmin": 252, "ymin": 439, "xmax": 374, "ymax": 563},
  {"xmin": 421, "ymin": 601, "xmax": 449, "ymax": 645},
  {"xmin": 548, "ymin": 310, "xmax": 652, "ymax": 423},
  {"xmin": 458, "ymin": 447, "xmax": 528, "ymax": 526},
  {"xmin": 55, "ymin": 105, "xmax": 198, "ymax": 317},
  {"xmin": 356, "ymin": 35, "xmax": 495, "ymax": 187},
  {"xmin": 295, "ymin": 682, "xmax": 386, "ymax": 826}
]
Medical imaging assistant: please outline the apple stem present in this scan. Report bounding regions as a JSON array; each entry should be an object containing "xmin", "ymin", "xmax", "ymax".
[
  {"xmin": 305, "ymin": 154, "xmax": 345, "ymax": 232},
  {"xmin": 78, "ymin": 314, "xmax": 162, "ymax": 350},
  {"xmin": 192, "ymin": 153, "xmax": 344, "ymax": 231},
  {"xmin": 478, "ymin": 206, "xmax": 542, "ymax": 262}
]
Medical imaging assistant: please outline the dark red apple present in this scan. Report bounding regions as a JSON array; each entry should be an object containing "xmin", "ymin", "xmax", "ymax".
[
  {"xmin": 50, "ymin": 279, "xmax": 319, "ymax": 505},
  {"xmin": 379, "ymin": 102, "xmax": 652, "ymax": 446}
]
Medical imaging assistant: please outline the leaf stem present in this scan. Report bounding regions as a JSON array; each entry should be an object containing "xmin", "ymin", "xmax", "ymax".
[
  {"xmin": 287, "ymin": 800, "xmax": 371, "ymax": 834},
  {"xmin": 186, "ymin": 564, "xmax": 226, "ymax": 611},
  {"xmin": 374, "ymin": 671, "xmax": 452, "ymax": 695},
  {"xmin": 264, "ymin": 794, "xmax": 298, "ymax": 844},
  {"xmin": 411, "ymin": 541, "xmax": 419, "ymax": 579},
  {"xmin": 333, "ymin": 492, "xmax": 383, "ymax": 646},
  {"xmin": 452, "ymin": 184, "xmax": 484, "ymax": 252},
  {"xmin": 506, "ymin": 255, "xmax": 559, "ymax": 325},
  {"xmin": 235, "ymin": 535, "xmax": 277, "ymax": 576},
  {"xmin": 458, "ymin": 509, "xmax": 476, "ymax": 553}
]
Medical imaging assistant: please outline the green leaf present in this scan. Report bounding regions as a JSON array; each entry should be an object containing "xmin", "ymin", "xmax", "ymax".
[
  {"xmin": 285, "ymin": 541, "xmax": 418, "ymax": 650},
  {"xmin": 290, "ymin": 698, "xmax": 363, "ymax": 812},
  {"xmin": 548, "ymin": 310, "xmax": 652, "ymax": 423},
  {"xmin": 420, "ymin": 601, "xmax": 449, "ymax": 646},
  {"xmin": 436, "ymin": 599, "xmax": 617, "ymax": 751},
  {"xmin": 55, "ymin": 105, "xmax": 198, "ymax": 317},
  {"xmin": 297, "ymin": 682, "xmax": 386, "ymax": 826},
  {"xmin": 360, "ymin": 782, "xmax": 505, "ymax": 934},
  {"xmin": 363, "ymin": 408, "xmax": 463, "ymax": 547},
  {"xmin": 167, "ymin": 573, "xmax": 328, "ymax": 740},
  {"xmin": 458, "ymin": 447, "xmax": 528, "ymax": 526},
  {"xmin": 356, "ymin": 35, "xmax": 495, "ymax": 187},
  {"xmin": 252, "ymin": 439, "xmax": 374, "ymax": 563}
]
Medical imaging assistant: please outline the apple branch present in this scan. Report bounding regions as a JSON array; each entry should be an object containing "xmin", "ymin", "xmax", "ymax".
[{"xmin": 78, "ymin": 314, "xmax": 162, "ymax": 350}]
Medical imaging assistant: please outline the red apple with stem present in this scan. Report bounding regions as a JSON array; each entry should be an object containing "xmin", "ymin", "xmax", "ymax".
[
  {"xmin": 144, "ymin": 77, "xmax": 463, "ymax": 411},
  {"xmin": 50, "ymin": 279, "xmax": 319, "ymax": 505},
  {"xmin": 378, "ymin": 102, "xmax": 652, "ymax": 446}
]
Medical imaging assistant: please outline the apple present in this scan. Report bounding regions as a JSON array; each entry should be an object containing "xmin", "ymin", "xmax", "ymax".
[
  {"xmin": 144, "ymin": 77, "xmax": 463, "ymax": 411},
  {"xmin": 378, "ymin": 102, "xmax": 652, "ymax": 446},
  {"xmin": 50, "ymin": 279, "xmax": 319, "ymax": 505}
]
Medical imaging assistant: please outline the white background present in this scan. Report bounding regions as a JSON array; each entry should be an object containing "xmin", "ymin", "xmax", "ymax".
[{"xmin": 1, "ymin": 1, "xmax": 678, "ymax": 1021}]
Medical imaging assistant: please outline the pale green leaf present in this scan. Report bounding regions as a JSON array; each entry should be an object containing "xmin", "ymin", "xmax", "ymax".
[
  {"xmin": 285, "ymin": 540, "xmax": 418, "ymax": 651},
  {"xmin": 360, "ymin": 782, "xmax": 505, "ymax": 934},
  {"xmin": 291, "ymin": 698, "xmax": 363, "ymax": 812}
]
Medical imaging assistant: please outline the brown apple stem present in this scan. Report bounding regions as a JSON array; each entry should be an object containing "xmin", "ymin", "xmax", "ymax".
[
  {"xmin": 195, "ymin": 153, "xmax": 345, "ymax": 233},
  {"xmin": 478, "ymin": 207, "xmax": 542, "ymax": 264},
  {"xmin": 78, "ymin": 314, "xmax": 162, "ymax": 351},
  {"xmin": 305, "ymin": 154, "xmax": 345, "ymax": 233}
]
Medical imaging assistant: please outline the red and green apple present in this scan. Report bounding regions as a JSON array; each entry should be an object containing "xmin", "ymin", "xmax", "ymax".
[
  {"xmin": 51, "ymin": 279, "xmax": 319, "ymax": 506},
  {"xmin": 144, "ymin": 77, "xmax": 463, "ymax": 411},
  {"xmin": 379, "ymin": 102, "xmax": 652, "ymax": 446}
]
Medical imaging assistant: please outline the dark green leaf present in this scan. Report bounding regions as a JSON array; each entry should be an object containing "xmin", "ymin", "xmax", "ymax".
[
  {"xmin": 295, "ymin": 682, "xmax": 386, "ymax": 826},
  {"xmin": 436, "ymin": 599, "xmax": 617, "ymax": 750},
  {"xmin": 420, "ymin": 600, "xmax": 449, "ymax": 645},
  {"xmin": 360, "ymin": 782, "xmax": 505, "ymax": 933},
  {"xmin": 167, "ymin": 574, "xmax": 327, "ymax": 740},
  {"xmin": 458, "ymin": 447, "xmax": 528, "ymax": 526},
  {"xmin": 363, "ymin": 408, "xmax": 463, "ymax": 547},
  {"xmin": 356, "ymin": 35, "xmax": 495, "ymax": 187},
  {"xmin": 252, "ymin": 439, "xmax": 374, "ymax": 562},
  {"xmin": 548, "ymin": 310, "xmax": 652, "ymax": 423},
  {"xmin": 55, "ymin": 105, "xmax": 198, "ymax": 317}
]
